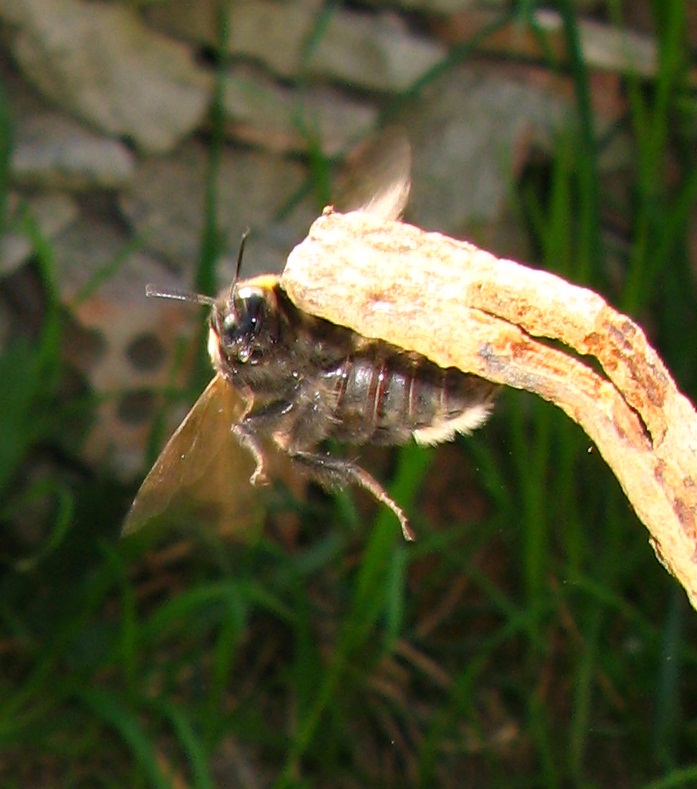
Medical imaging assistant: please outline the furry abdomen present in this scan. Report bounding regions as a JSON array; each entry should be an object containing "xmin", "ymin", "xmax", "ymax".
[{"xmin": 323, "ymin": 353, "xmax": 497, "ymax": 447}]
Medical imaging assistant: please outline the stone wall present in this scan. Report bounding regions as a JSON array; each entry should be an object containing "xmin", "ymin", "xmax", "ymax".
[{"xmin": 0, "ymin": 0, "xmax": 650, "ymax": 476}]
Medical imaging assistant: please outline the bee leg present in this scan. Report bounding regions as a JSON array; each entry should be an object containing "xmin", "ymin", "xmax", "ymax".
[
  {"xmin": 234, "ymin": 399, "xmax": 298, "ymax": 486},
  {"xmin": 290, "ymin": 452, "xmax": 415, "ymax": 542},
  {"xmin": 232, "ymin": 425, "xmax": 270, "ymax": 486}
]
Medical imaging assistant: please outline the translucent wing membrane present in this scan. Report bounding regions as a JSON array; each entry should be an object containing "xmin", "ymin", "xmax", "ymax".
[
  {"xmin": 123, "ymin": 376, "xmax": 263, "ymax": 539},
  {"xmin": 334, "ymin": 126, "xmax": 411, "ymax": 221}
]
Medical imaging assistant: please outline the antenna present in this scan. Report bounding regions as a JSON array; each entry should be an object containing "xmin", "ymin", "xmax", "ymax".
[
  {"xmin": 145, "ymin": 284, "xmax": 216, "ymax": 306},
  {"xmin": 146, "ymin": 228, "xmax": 252, "ymax": 306},
  {"xmin": 230, "ymin": 228, "xmax": 251, "ymax": 298}
]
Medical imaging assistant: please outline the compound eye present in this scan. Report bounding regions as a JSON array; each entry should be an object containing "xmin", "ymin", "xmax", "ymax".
[
  {"xmin": 221, "ymin": 288, "xmax": 264, "ymax": 346},
  {"xmin": 240, "ymin": 290, "xmax": 265, "ymax": 334},
  {"xmin": 237, "ymin": 290, "xmax": 265, "ymax": 336},
  {"xmin": 221, "ymin": 311, "xmax": 239, "ymax": 344}
]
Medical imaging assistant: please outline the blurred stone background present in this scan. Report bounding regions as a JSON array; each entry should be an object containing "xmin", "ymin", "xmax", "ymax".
[{"xmin": 0, "ymin": 0, "xmax": 676, "ymax": 480}]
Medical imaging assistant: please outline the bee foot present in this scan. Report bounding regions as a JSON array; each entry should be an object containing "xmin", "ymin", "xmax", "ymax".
[{"xmin": 250, "ymin": 469, "xmax": 269, "ymax": 486}]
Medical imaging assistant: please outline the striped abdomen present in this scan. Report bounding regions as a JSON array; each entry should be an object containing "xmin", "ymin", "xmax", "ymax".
[{"xmin": 325, "ymin": 354, "xmax": 497, "ymax": 447}]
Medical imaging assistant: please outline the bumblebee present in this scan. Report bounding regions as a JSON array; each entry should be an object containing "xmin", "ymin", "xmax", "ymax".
[
  {"xmin": 124, "ymin": 235, "xmax": 497, "ymax": 539},
  {"xmin": 124, "ymin": 131, "xmax": 498, "ymax": 539}
]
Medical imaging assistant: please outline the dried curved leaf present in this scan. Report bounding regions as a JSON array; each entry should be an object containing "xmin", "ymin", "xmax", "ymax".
[{"xmin": 283, "ymin": 210, "xmax": 697, "ymax": 610}]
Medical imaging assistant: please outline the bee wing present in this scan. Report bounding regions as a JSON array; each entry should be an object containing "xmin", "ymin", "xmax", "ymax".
[
  {"xmin": 335, "ymin": 126, "xmax": 411, "ymax": 221},
  {"xmin": 123, "ymin": 375, "xmax": 263, "ymax": 539}
]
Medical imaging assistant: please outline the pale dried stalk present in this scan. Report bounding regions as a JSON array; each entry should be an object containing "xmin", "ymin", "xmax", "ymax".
[{"xmin": 282, "ymin": 210, "xmax": 697, "ymax": 610}]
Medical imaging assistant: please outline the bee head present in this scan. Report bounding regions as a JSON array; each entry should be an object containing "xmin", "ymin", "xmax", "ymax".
[
  {"xmin": 208, "ymin": 230, "xmax": 280, "ymax": 369},
  {"xmin": 145, "ymin": 230, "xmax": 276, "ymax": 372},
  {"xmin": 211, "ymin": 282, "xmax": 270, "ymax": 365}
]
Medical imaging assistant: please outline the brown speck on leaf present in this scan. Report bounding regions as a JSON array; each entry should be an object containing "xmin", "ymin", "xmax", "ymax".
[{"xmin": 673, "ymin": 497, "xmax": 695, "ymax": 535}]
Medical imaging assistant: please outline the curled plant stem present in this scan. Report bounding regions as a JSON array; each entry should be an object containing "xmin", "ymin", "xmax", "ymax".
[{"xmin": 283, "ymin": 209, "xmax": 697, "ymax": 609}]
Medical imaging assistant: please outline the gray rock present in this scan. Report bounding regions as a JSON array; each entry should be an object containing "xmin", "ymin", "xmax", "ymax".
[
  {"xmin": 51, "ymin": 210, "xmax": 170, "ymax": 302},
  {"xmin": 118, "ymin": 141, "xmax": 317, "ymax": 282},
  {"xmin": 0, "ymin": 192, "xmax": 79, "ymax": 278},
  {"xmin": 51, "ymin": 211, "xmax": 198, "ymax": 478},
  {"xmin": 3, "ymin": 0, "xmax": 213, "ymax": 153},
  {"xmin": 222, "ymin": 64, "xmax": 377, "ymax": 155},
  {"xmin": 400, "ymin": 67, "xmax": 570, "ymax": 236},
  {"xmin": 147, "ymin": 0, "xmax": 446, "ymax": 91},
  {"xmin": 12, "ymin": 110, "xmax": 135, "ymax": 190}
]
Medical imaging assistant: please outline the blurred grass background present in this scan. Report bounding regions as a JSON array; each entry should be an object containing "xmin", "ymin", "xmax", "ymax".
[{"xmin": 2, "ymin": 1, "xmax": 697, "ymax": 787}]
